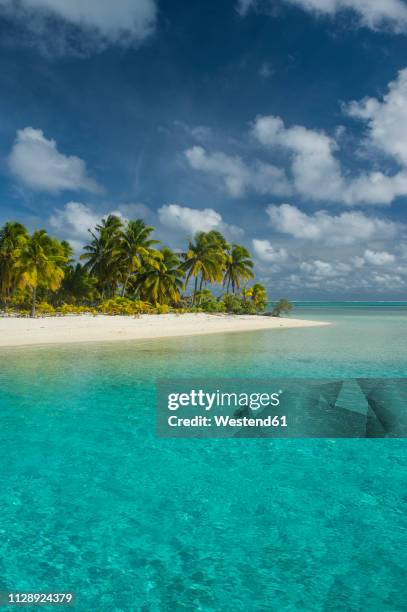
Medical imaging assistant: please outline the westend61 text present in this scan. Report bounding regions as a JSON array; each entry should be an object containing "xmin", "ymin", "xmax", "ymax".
[{"xmin": 168, "ymin": 415, "xmax": 287, "ymax": 428}]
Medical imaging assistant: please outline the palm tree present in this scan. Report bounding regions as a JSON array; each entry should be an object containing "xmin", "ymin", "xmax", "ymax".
[
  {"xmin": 0, "ymin": 222, "xmax": 29, "ymax": 302},
  {"xmin": 118, "ymin": 220, "xmax": 160, "ymax": 297},
  {"xmin": 15, "ymin": 230, "xmax": 67, "ymax": 317},
  {"xmin": 57, "ymin": 263, "xmax": 98, "ymax": 305},
  {"xmin": 223, "ymin": 244, "xmax": 254, "ymax": 294},
  {"xmin": 181, "ymin": 231, "xmax": 226, "ymax": 304},
  {"xmin": 137, "ymin": 248, "xmax": 184, "ymax": 306},
  {"xmin": 81, "ymin": 215, "xmax": 123, "ymax": 298}
]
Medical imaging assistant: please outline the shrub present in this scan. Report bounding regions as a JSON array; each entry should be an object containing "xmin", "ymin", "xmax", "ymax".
[
  {"xmin": 57, "ymin": 304, "xmax": 98, "ymax": 315},
  {"xmin": 98, "ymin": 297, "xmax": 140, "ymax": 316},
  {"xmin": 222, "ymin": 293, "xmax": 243, "ymax": 314},
  {"xmin": 240, "ymin": 302, "xmax": 258, "ymax": 315},
  {"xmin": 249, "ymin": 283, "xmax": 268, "ymax": 313},
  {"xmin": 154, "ymin": 304, "xmax": 170, "ymax": 314},
  {"xmin": 97, "ymin": 297, "xmax": 154, "ymax": 316},
  {"xmin": 36, "ymin": 302, "xmax": 56, "ymax": 316},
  {"xmin": 203, "ymin": 300, "xmax": 226, "ymax": 313},
  {"xmin": 9, "ymin": 291, "xmax": 31, "ymax": 310},
  {"xmin": 271, "ymin": 298, "xmax": 293, "ymax": 317}
]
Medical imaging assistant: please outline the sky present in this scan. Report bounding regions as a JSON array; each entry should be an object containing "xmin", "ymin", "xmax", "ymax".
[{"xmin": 1, "ymin": 0, "xmax": 407, "ymax": 299}]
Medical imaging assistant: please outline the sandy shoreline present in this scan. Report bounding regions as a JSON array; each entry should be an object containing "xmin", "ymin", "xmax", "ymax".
[{"xmin": 0, "ymin": 313, "xmax": 329, "ymax": 348}]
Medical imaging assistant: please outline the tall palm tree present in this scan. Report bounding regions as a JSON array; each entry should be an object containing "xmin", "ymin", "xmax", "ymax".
[
  {"xmin": 118, "ymin": 220, "xmax": 160, "ymax": 297},
  {"xmin": 81, "ymin": 215, "xmax": 123, "ymax": 298},
  {"xmin": 223, "ymin": 244, "xmax": 254, "ymax": 294},
  {"xmin": 137, "ymin": 248, "xmax": 184, "ymax": 306},
  {"xmin": 0, "ymin": 222, "xmax": 29, "ymax": 302},
  {"xmin": 15, "ymin": 230, "xmax": 67, "ymax": 317},
  {"xmin": 181, "ymin": 231, "xmax": 226, "ymax": 304}
]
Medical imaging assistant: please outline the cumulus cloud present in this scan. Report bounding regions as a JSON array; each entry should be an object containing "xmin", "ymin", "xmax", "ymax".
[
  {"xmin": 0, "ymin": 0, "xmax": 157, "ymax": 55},
  {"xmin": 363, "ymin": 249, "xmax": 396, "ymax": 265},
  {"xmin": 237, "ymin": 0, "xmax": 407, "ymax": 32},
  {"xmin": 253, "ymin": 82, "xmax": 407, "ymax": 205},
  {"xmin": 49, "ymin": 201, "xmax": 101, "ymax": 241},
  {"xmin": 252, "ymin": 239, "xmax": 288, "ymax": 263},
  {"xmin": 49, "ymin": 202, "xmax": 128, "ymax": 243},
  {"xmin": 253, "ymin": 115, "xmax": 345, "ymax": 201},
  {"xmin": 8, "ymin": 128, "xmax": 102, "ymax": 194},
  {"xmin": 347, "ymin": 68, "xmax": 407, "ymax": 166},
  {"xmin": 159, "ymin": 203, "xmax": 222, "ymax": 234},
  {"xmin": 185, "ymin": 68, "xmax": 407, "ymax": 206},
  {"xmin": 185, "ymin": 145, "xmax": 291, "ymax": 198},
  {"xmin": 300, "ymin": 259, "xmax": 351, "ymax": 278},
  {"xmin": 158, "ymin": 203, "xmax": 243, "ymax": 238},
  {"xmin": 267, "ymin": 204, "xmax": 399, "ymax": 245}
]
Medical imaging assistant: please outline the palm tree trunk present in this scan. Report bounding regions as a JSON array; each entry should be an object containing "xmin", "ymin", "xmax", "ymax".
[
  {"xmin": 192, "ymin": 275, "xmax": 198, "ymax": 306},
  {"xmin": 195, "ymin": 273, "xmax": 205, "ymax": 305},
  {"xmin": 31, "ymin": 286, "xmax": 37, "ymax": 318},
  {"xmin": 121, "ymin": 273, "xmax": 130, "ymax": 297}
]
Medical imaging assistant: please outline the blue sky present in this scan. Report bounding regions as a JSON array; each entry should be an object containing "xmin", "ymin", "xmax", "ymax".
[{"xmin": 1, "ymin": 0, "xmax": 407, "ymax": 298}]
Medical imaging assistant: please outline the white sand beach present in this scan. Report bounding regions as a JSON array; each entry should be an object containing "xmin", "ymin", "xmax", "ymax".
[{"xmin": 0, "ymin": 313, "xmax": 329, "ymax": 348}]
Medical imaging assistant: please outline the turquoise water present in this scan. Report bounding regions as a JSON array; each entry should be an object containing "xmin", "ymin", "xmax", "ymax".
[{"xmin": 0, "ymin": 304, "xmax": 406, "ymax": 610}]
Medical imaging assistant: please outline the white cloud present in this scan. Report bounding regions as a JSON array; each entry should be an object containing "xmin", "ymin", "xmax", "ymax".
[
  {"xmin": 236, "ymin": 0, "xmax": 255, "ymax": 16},
  {"xmin": 238, "ymin": 0, "xmax": 407, "ymax": 32},
  {"xmin": 253, "ymin": 115, "xmax": 344, "ymax": 201},
  {"xmin": 286, "ymin": 0, "xmax": 407, "ymax": 32},
  {"xmin": 0, "ymin": 0, "xmax": 157, "ymax": 54},
  {"xmin": 185, "ymin": 145, "xmax": 291, "ymax": 198},
  {"xmin": 8, "ymin": 128, "xmax": 102, "ymax": 194},
  {"xmin": 158, "ymin": 203, "xmax": 243, "ymax": 239},
  {"xmin": 50, "ymin": 202, "xmax": 128, "ymax": 243},
  {"xmin": 347, "ymin": 68, "xmax": 407, "ymax": 166},
  {"xmin": 158, "ymin": 203, "xmax": 223, "ymax": 235},
  {"xmin": 267, "ymin": 204, "xmax": 399, "ymax": 245},
  {"xmin": 252, "ymin": 239, "xmax": 288, "ymax": 263},
  {"xmin": 49, "ymin": 202, "xmax": 136, "ymax": 255},
  {"xmin": 184, "ymin": 69, "xmax": 407, "ymax": 206},
  {"xmin": 253, "ymin": 102, "xmax": 407, "ymax": 205},
  {"xmin": 363, "ymin": 249, "xmax": 396, "ymax": 265},
  {"xmin": 297, "ymin": 255, "xmax": 401, "ymax": 290},
  {"xmin": 371, "ymin": 272, "xmax": 404, "ymax": 288},
  {"xmin": 300, "ymin": 260, "xmax": 344, "ymax": 278},
  {"xmin": 50, "ymin": 202, "xmax": 100, "ymax": 240}
]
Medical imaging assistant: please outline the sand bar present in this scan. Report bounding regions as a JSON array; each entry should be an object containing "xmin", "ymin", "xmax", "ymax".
[{"xmin": 0, "ymin": 313, "xmax": 330, "ymax": 348}]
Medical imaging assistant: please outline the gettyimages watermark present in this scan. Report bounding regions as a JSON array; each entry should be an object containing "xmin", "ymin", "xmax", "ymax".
[{"xmin": 156, "ymin": 378, "xmax": 407, "ymax": 438}]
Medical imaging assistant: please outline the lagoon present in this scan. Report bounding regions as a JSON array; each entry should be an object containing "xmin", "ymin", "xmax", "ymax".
[{"xmin": 0, "ymin": 303, "xmax": 406, "ymax": 610}]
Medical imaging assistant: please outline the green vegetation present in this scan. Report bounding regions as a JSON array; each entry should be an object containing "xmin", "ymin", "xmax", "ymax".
[
  {"xmin": 271, "ymin": 298, "xmax": 293, "ymax": 317},
  {"xmin": 0, "ymin": 216, "xmax": 289, "ymax": 318}
]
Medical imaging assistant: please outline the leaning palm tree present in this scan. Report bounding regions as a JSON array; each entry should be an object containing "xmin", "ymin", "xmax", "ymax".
[
  {"xmin": 181, "ymin": 231, "xmax": 226, "ymax": 304},
  {"xmin": 223, "ymin": 244, "xmax": 254, "ymax": 294},
  {"xmin": 81, "ymin": 214, "xmax": 123, "ymax": 298},
  {"xmin": 137, "ymin": 248, "xmax": 184, "ymax": 306},
  {"xmin": 0, "ymin": 222, "xmax": 29, "ymax": 302},
  {"xmin": 118, "ymin": 219, "xmax": 160, "ymax": 297},
  {"xmin": 15, "ymin": 230, "xmax": 67, "ymax": 317}
]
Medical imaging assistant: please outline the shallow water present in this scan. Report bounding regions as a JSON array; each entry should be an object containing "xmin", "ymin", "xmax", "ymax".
[{"xmin": 0, "ymin": 305, "xmax": 406, "ymax": 610}]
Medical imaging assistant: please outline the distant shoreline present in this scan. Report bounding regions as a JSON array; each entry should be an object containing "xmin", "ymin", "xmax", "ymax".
[{"xmin": 0, "ymin": 313, "xmax": 329, "ymax": 348}]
